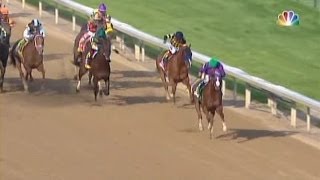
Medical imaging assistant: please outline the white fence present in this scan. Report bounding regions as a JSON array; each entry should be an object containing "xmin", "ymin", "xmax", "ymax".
[{"xmin": 18, "ymin": 0, "xmax": 320, "ymax": 131}]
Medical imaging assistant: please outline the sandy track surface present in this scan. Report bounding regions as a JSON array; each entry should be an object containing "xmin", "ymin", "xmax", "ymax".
[{"xmin": 1, "ymin": 1, "xmax": 320, "ymax": 179}]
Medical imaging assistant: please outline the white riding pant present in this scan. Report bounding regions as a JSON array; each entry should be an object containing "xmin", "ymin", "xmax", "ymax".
[{"xmin": 169, "ymin": 44, "xmax": 178, "ymax": 54}]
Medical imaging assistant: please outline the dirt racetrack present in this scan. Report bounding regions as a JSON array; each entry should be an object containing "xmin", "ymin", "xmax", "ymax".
[{"xmin": 1, "ymin": 1, "xmax": 320, "ymax": 179}]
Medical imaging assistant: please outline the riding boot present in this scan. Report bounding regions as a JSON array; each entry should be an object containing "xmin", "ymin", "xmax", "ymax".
[
  {"xmin": 85, "ymin": 52, "xmax": 91, "ymax": 69},
  {"xmin": 85, "ymin": 58, "xmax": 91, "ymax": 69}
]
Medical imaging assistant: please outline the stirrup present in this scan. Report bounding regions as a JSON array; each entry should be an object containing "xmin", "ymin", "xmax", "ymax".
[{"xmin": 85, "ymin": 64, "xmax": 91, "ymax": 69}]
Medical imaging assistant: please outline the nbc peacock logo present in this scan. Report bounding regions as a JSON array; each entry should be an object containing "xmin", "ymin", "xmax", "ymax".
[{"xmin": 277, "ymin": 10, "xmax": 300, "ymax": 26}]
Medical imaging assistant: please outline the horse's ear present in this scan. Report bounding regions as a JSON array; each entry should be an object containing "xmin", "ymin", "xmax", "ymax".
[{"xmin": 189, "ymin": 43, "xmax": 191, "ymax": 48}]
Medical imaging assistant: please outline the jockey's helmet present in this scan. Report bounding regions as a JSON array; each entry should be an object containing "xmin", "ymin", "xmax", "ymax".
[
  {"xmin": 32, "ymin": 19, "xmax": 41, "ymax": 27},
  {"xmin": 209, "ymin": 57, "xmax": 219, "ymax": 68},
  {"xmin": 98, "ymin": 3, "xmax": 107, "ymax": 13},
  {"xmin": 175, "ymin": 31, "xmax": 184, "ymax": 40},
  {"xmin": 0, "ymin": 5, "xmax": 8, "ymax": 15}
]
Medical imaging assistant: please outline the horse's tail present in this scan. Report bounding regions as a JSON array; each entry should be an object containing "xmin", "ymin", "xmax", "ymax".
[{"xmin": 10, "ymin": 40, "xmax": 19, "ymax": 67}]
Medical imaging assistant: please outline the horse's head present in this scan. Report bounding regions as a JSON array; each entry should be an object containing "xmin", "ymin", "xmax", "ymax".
[
  {"xmin": 180, "ymin": 43, "xmax": 193, "ymax": 68},
  {"xmin": 209, "ymin": 73, "xmax": 222, "ymax": 91},
  {"xmin": 97, "ymin": 36, "xmax": 111, "ymax": 61},
  {"xmin": 33, "ymin": 30, "xmax": 44, "ymax": 55}
]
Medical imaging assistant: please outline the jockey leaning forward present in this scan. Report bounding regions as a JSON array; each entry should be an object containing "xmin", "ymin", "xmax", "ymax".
[
  {"xmin": 17, "ymin": 19, "xmax": 45, "ymax": 55},
  {"xmin": 78, "ymin": 20, "xmax": 98, "ymax": 69},
  {"xmin": 160, "ymin": 31, "xmax": 186, "ymax": 70},
  {"xmin": 90, "ymin": 3, "xmax": 114, "ymax": 34},
  {"xmin": 193, "ymin": 57, "xmax": 226, "ymax": 98}
]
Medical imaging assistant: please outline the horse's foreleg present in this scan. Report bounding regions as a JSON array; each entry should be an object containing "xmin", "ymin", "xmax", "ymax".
[
  {"xmin": 0, "ymin": 62, "xmax": 5, "ymax": 93},
  {"xmin": 209, "ymin": 111, "xmax": 216, "ymax": 139},
  {"xmin": 171, "ymin": 81, "xmax": 177, "ymax": 104},
  {"xmin": 16, "ymin": 63, "xmax": 28, "ymax": 92},
  {"xmin": 76, "ymin": 65, "xmax": 87, "ymax": 93},
  {"xmin": 103, "ymin": 77, "xmax": 110, "ymax": 96},
  {"xmin": 98, "ymin": 80, "xmax": 103, "ymax": 97},
  {"xmin": 93, "ymin": 76, "xmax": 99, "ymax": 101},
  {"xmin": 159, "ymin": 69, "xmax": 170, "ymax": 100},
  {"xmin": 29, "ymin": 71, "xmax": 34, "ymax": 82},
  {"xmin": 195, "ymin": 100, "xmax": 203, "ymax": 131},
  {"xmin": 183, "ymin": 76, "xmax": 193, "ymax": 103},
  {"xmin": 37, "ymin": 63, "xmax": 45, "ymax": 79},
  {"xmin": 88, "ymin": 71, "xmax": 93, "ymax": 85},
  {"xmin": 73, "ymin": 66, "xmax": 79, "ymax": 80},
  {"xmin": 216, "ymin": 106, "xmax": 227, "ymax": 132},
  {"xmin": 37, "ymin": 63, "xmax": 46, "ymax": 90}
]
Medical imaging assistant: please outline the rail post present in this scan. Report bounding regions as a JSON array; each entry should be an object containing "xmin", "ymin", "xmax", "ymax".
[
  {"xmin": 141, "ymin": 42, "xmax": 145, "ymax": 62},
  {"xmin": 290, "ymin": 104, "xmax": 297, "ymax": 128},
  {"xmin": 72, "ymin": 11, "xmax": 76, "ymax": 31},
  {"xmin": 22, "ymin": 0, "xmax": 25, "ymax": 9},
  {"xmin": 306, "ymin": 107, "xmax": 311, "ymax": 131},
  {"xmin": 233, "ymin": 77, "xmax": 237, "ymax": 101},
  {"xmin": 55, "ymin": 8, "xmax": 59, "ymax": 24},
  {"xmin": 245, "ymin": 84, "xmax": 251, "ymax": 109},
  {"xmin": 39, "ymin": 1, "xmax": 42, "ymax": 17}
]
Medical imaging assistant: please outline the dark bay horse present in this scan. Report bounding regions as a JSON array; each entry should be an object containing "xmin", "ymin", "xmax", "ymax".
[
  {"xmin": 156, "ymin": 44, "xmax": 193, "ymax": 104},
  {"xmin": 75, "ymin": 36, "xmax": 111, "ymax": 101},
  {"xmin": 73, "ymin": 23, "xmax": 115, "ymax": 82},
  {"xmin": 73, "ymin": 22, "xmax": 106, "ymax": 80},
  {"xmin": 10, "ymin": 31, "xmax": 45, "ymax": 92},
  {"xmin": 193, "ymin": 75, "xmax": 227, "ymax": 139},
  {"xmin": 0, "ymin": 26, "xmax": 10, "ymax": 92}
]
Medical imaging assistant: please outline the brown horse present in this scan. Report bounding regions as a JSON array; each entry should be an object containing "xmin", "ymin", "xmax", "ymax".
[
  {"xmin": 10, "ymin": 31, "xmax": 45, "ymax": 92},
  {"xmin": 75, "ymin": 36, "xmax": 111, "ymax": 101},
  {"xmin": 193, "ymin": 75, "xmax": 227, "ymax": 139},
  {"xmin": 156, "ymin": 44, "xmax": 193, "ymax": 104},
  {"xmin": 74, "ymin": 23, "xmax": 115, "ymax": 82},
  {"xmin": 0, "ymin": 25, "xmax": 9, "ymax": 92}
]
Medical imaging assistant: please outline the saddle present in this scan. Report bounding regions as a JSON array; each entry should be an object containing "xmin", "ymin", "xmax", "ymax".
[{"xmin": 160, "ymin": 50, "xmax": 174, "ymax": 72}]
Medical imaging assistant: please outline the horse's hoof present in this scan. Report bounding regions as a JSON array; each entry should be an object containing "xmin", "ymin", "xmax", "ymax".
[
  {"xmin": 103, "ymin": 90, "xmax": 109, "ymax": 96},
  {"xmin": 76, "ymin": 89, "xmax": 80, "ymax": 93},
  {"xmin": 223, "ymin": 125, "xmax": 227, "ymax": 132},
  {"xmin": 199, "ymin": 125, "xmax": 204, "ymax": 131}
]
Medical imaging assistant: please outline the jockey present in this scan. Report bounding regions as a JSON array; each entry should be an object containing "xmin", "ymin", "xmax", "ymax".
[
  {"xmin": 17, "ymin": 19, "xmax": 45, "ymax": 54},
  {"xmin": 84, "ymin": 28, "xmax": 107, "ymax": 69},
  {"xmin": 160, "ymin": 31, "xmax": 186, "ymax": 70},
  {"xmin": 0, "ymin": 4, "xmax": 14, "ymax": 27},
  {"xmin": 78, "ymin": 21, "xmax": 98, "ymax": 69},
  {"xmin": 91, "ymin": 3, "xmax": 113, "ymax": 34},
  {"xmin": 194, "ymin": 57, "xmax": 226, "ymax": 98}
]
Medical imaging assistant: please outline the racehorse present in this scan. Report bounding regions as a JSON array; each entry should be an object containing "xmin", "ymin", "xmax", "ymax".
[
  {"xmin": 10, "ymin": 30, "xmax": 45, "ymax": 92},
  {"xmin": 75, "ymin": 34, "xmax": 112, "ymax": 101},
  {"xmin": 74, "ymin": 23, "xmax": 115, "ymax": 82},
  {"xmin": 193, "ymin": 74, "xmax": 227, "ymax": 139},
  {"xmin": 0, "ymin": 25, "xmax": 9, "ymax": 92},
  {"xmin": 156, "ymin": 44, "xmax": 193, "ymax": 104}
]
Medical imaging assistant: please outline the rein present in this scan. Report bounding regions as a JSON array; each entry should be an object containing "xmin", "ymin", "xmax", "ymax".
[{"xmin": 34, "ymin": 34, "xmax": 44, "ymax": 54}]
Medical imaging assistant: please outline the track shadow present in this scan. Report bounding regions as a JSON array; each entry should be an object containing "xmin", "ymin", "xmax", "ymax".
[
  {"xmin": 216, "ymin": 128, "xmax": 298, "ymax": 143},
  {"xmin": 3, "ymin": 77, "xmax": 74, "ymax": 95},
  {"xmin": 110, "ymin": 95, "xmax": 169, "ymax": 106},
  {"xmin": 44, "ymin": 53, "xmax": 70, "ymax": 62},
  {"xmin": 112, "ymin": 79, "xmax": 162, "ymax": 90},
  {"xmin": 112, "ymin": 70, "xmax": 158, "ymax": 79},
  {"xmin": 10, "ymin": 12, "xmax": 32, "ymax": 18}
]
